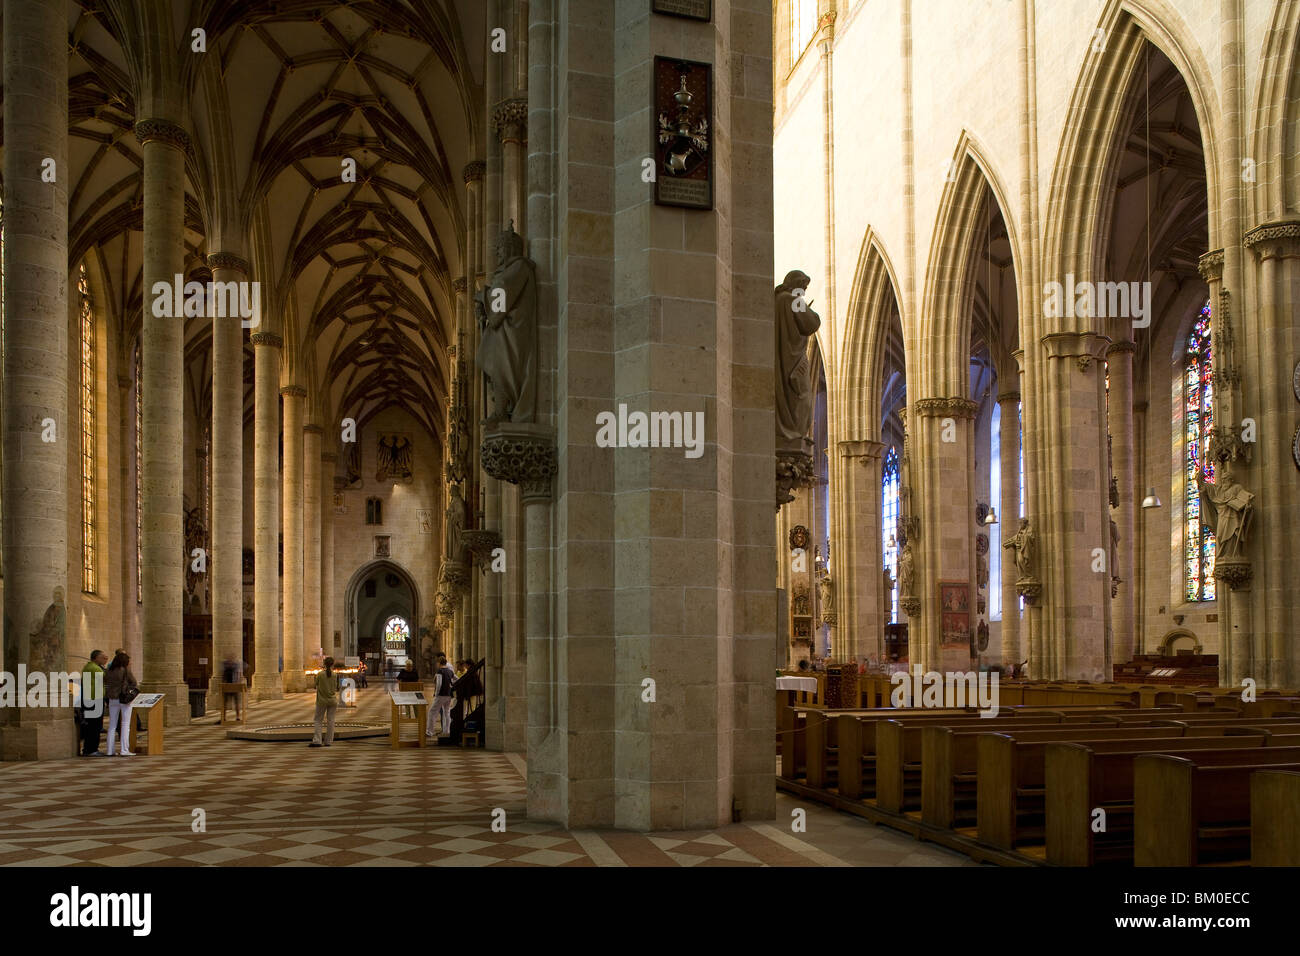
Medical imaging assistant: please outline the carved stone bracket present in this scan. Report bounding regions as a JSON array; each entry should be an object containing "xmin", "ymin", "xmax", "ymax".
[
  {"xmin": 911, "ymin": 397, "xmax": 978, "ymax": 420},
  {"xmin": 440, "ymin": 560, "xmax": 472, "ymax": 596},
  {"xmin": 481, "ymin": 423, "xmax": 557, "ymax": 502},
  {"xmin": 899, "ymin": 595, "xmax": 921, "ymax": 618},
  {"xmin": 1015, "ymin": 577, "xmax": 1042, "ymax": 604},
  {"xmin": 491, "ymin": 98, "xmax": 528, "ymax": 143},
  {"xmin": 1197, "ymin": 248, "xmax": 1224, "ymax": 282},
  {"xmin": 776, "ymin": 450, "xmax": 815, "ymax": 509},
  {"xmin": 1214, "ymin": 558, "xmax": 1252, "ymax": 591},
  {"xmin": 462, "ymin": 529, "xmax": 503, "ymax": 570}
]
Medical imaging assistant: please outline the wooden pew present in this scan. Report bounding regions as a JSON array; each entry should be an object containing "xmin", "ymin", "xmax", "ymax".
[
  {"xmin": 1251, "ymin": 770, "xmax": 1300, "ymax": 866},
  {"xmin": 1134, "ymin": 752, "xmax": 1300, "ymax": 866},
  {"xmin": 981, "ymin": 724, "xmax": 1300, "ymax": 852},
  {"xmin": 1047, "ymin": 734, "xmax": 1300, "ymax": 865}
]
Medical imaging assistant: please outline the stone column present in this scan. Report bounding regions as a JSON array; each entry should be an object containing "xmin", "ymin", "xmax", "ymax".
[
  {"xmin": 0, "ymin": 0, "xmax": 73, "ymax": 758},
  {"xmin": 909, "ymin": 397, "xmax": 977, "ymax": 673},
  {"xmin": 280, "ymin": 385, "xmax": 306, "ymax": 691},
  {"xmin": 303, "ymin": 424, "xmax": 323, "ymax": 667},
  {"xmin": 320, "ymin": 452, "xmax": 338, "ymax": 657},
  {"xmin": 1037, "ymin": 332, "xmax": 1111, "ymax": 679},
  {"xmin": 836, "ymin": 440, "xmax": 884, "ymax": 663},
  {"xmin": 136, "ymin": 116, "xmax": 193, "ymax": 726},
  {"xmin": 996, "ymin": 391, "xmax": 1022, "ymax": 669},
  {"xmin": 1105, "ymin": 342, "xmax": 1136, "ymax": 668},
  {"xmin": 251, "ymin": 333, "xmax": 283, "ymax": 699},
  {"xmin": 493, "ymin": 99, "xmax": 528, "ymax": 232},
  {"xmin": 206, "ymin": 252, "xmax": 248, "ymax": 709}
]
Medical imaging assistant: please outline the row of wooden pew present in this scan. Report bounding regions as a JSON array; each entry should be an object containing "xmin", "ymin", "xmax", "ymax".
[{"xmin": 778, "ymin": 698, "xmax": 1300, "ymax": 866}]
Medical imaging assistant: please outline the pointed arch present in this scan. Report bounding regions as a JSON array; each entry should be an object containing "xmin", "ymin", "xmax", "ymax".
[
  {"xmin": 838, "ymin": 227, "xmax": 906, "ymax": 441},
  {"xmin": 917, "ymin": 131, "xmax": 1022, "ymax": 398},
  {"xmin": 1043, "ymin": 0, "xmax": 1222, "ymax": 299},
  {"xmin": 1248, "ymin": 0, "xmax": 1300, "ymax": 220}
]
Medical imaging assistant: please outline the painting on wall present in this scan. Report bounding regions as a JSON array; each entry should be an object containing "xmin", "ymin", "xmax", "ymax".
[{"xmin": 938, "ymin": 581, "xmax": 970, "ymax": 648}]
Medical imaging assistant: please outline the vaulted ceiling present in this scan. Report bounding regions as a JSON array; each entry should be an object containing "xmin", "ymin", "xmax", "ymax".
[{"xmin": 46, "ymin": 0, "xmax": 488, "ymax": 448}]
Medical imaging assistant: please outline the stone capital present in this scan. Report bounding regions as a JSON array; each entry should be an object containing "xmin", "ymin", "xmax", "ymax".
[
  {"xmin": 995, "ymin": 390, "xmax": 1021, "ymax": 406},
  {"xmin": 837, "ymin": 438, "xmax": 885, "ymax": 461},
  {"xmin": 303, "ymin": 424, "xmax": 324, "ymax": 435},
  {"xmin": 134, "ymin": 119, "xmax": 192, "ymax": 152},
  {"xmin": 1105, "ymin": 340, "xmax": 1137, "ymax": 357},
  {"xmin": 1040, "ymin": 331, "xmax": 1111, "ymax": 361},
  {"xmin": 491, "ymin": 98, "xmax": 528, "ymax": 143},
  {"xmin": 207, "ymin": 252, "xmax": 250, "ymax": 275},
  {"xmin": 481, "ymin": 423, "xmax": 556, "ymax": 501},
  {"xmin": 910, "ymin": 397, "xmax": 978, "ymax": 420},
  {"xmin": 463, "ymin": 160, "xmax": 486, "ymax": 184},
  {"xmin": 280, "ymin": 385, "xmax": 308, "ymax": 398},
  {"xmin": 1243, "ymin": 219, "xmax": 1300, "ymax": 259},
  {"xmin": 1196, "ymin": 248, "xmax": 1225, "ymax": 281},
  {"xmin": 453, "ymin": 276, "xmax": 468, "ymax": 294},
  {"xmin": 250, "ymin": 332, "xmax": 283, "ymax": 349}
]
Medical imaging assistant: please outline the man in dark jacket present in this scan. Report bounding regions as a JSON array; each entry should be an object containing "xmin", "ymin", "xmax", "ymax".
[{"xmin": 79, "ymin": 650, "xmax": 108, "ymax": 756}]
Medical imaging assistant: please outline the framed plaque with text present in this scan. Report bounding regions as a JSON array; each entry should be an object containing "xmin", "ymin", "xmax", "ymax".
[
  {"xmin": 653, "ymin": 57, "xmax": 713, "ymax": 210},
  {"xmin": 652, "ymin": 0, "xmax": 711, "ymax": 21}
]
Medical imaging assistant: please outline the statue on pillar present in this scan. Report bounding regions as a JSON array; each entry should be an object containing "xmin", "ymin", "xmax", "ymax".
[
  {"xmin": 818, "ymin": 573, "xmax": 835, "ymax": 627},
  {"xmin": 475, "ymin": 223, "xmax": 539, "ymax": 424},
  {"xmin": 1110, "ymin": 517, "xmax": 1122, "ymax": 597},
  {"xmin": 898, "ymin": 539, "xmax": 915, "ymax": 596},
  {"xmin": 1004, "ymin": 517, "xmax": 1035, "ymax": 581},
  {"xmin": 445, "ymin": 483, "xmax": 467, "ymax": 562},
  {"xmin": 1198, "ymin": 470, "xmax": 1254, "ymax": 560},
  {"xmin": 774, "ymin": 270, "xmax": 821, "ymax": 449}
]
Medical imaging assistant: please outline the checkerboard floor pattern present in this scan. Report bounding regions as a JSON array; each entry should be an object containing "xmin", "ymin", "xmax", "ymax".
[{"xmin": 0, "ymin": 686, "xmax": 974, "ymax": 867}]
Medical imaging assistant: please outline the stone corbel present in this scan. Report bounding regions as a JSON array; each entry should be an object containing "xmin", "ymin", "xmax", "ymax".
[
  {"xmin": 899, "ymin": 595, "xmax": 921, "ymax": 618},
  {"xmin": 1196, "ymin": 248, "xmax": 1224, "ymax": 282},
  {"xmin": 481, "ymin": 422, "xmax": 557, "ymax": 503},
  {"xmin": 491, "ymin": 98, "xmax": 528, "ymax": 145},
  {"xmin": 462, "ymin": 529, "xmax": 503, "ymax": 572},
  {"xmin": 776, "ymin": 450, "xmax": 816, "ymax": 509},
  {"xmin": 1214, "ymin": 558, "xmax": 1252, "ymax": 592},
  {"xmin": 1243, "ymin": 220, "xmax": 1300, "ymax": 259}
]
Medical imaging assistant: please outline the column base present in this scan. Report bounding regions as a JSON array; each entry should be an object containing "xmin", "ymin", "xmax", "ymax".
[
  {"xmin": 0, "ymin": 710, "xmax": 78, "ymax": 760},
  {"xmin": 282, "ymin": 669, "xmax": 306, "ymax": 694},
  {"xmin": 251, "ymin": 673, "xmax": 283, "ymax": 700}
]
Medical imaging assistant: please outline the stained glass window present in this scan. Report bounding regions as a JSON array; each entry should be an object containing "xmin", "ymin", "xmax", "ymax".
[
  {"xmin": 1184, "ymin": 301, "xmax": 1215, "ymax": 602},
  {"xmin": 792, "ymin": 0, "xmax": 818, "ymax": 61},
  {"xmin": 136, "ymin": 345, "xmax": 143, "ymax": 604},
  {"xmin": 384, "ymin": 616, "xmax": 410, "ymax": 644},
  {"xmin": 79, "ymin": 263, "xmax": 96, "ymax": 593},
  {"xmin": 989, "ymin": 401, "xmax": 1026, "ymax": 621},
  {"xmin": 881, "ymin": 447, "xmax": 900, "ymax": 624}
]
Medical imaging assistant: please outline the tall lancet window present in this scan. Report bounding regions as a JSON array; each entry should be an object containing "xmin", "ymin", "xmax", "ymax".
[
  {"xmin": 881, "ymin": 447, "xmax": 900, "ymax": 624},
  {"xmin": 79, "ymin": 263, "xmax": 96, "ymax": 593},
  {"xmin": 791, "ymin": 0, "xmax": 818, "ymax": 61},
  {"xmin": 136, "ymin": 345, "xmax": 143, "ymax": 604},
  {"xmin": 1184, "ymin": 301, "xmax": 1215, "ymax": 602}
]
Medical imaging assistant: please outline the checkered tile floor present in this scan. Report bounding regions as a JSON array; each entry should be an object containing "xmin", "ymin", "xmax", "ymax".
[{"xmin": 0, "ymin": 685, "xmax": 972, "ymax": 867}]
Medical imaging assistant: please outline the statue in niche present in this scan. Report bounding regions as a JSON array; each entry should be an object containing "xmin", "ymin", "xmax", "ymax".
[
  {"xmin": 898, "ymin": 539, "xmax": 916, "ymax": 596},
  {"xmin": 376, "ymin": 434, "xmax": 414, "ymax": 483},
  {"xmin": 774, "ymin": 270, "xmax": 821, "ymax": 446},
  {"xmin": 1003, "ymin": 517, "xmax": 1035, "ymax": 581},
  {"xmin": 792, "ymin": 583, "xmax": 811, "ymax": 617},
  {"xmin": 444, "ymin": 483, "xmax": 467, "ymax": 563},
  {"xmin": 818, "ymin": 573, "xmax": 835, "ymax": 625},
  {"xmin": 1197, "ymin": 470, "xmax": 1255, "ymax": 559},
  {"xmin": 475, "ymin": 223, "xmax": 539, "ymax": 424}
]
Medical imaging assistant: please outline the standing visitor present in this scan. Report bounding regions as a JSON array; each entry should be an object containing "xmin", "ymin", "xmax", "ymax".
[
  {"xmin": 79, "ymin": 650, "xmax": 108, "ymax": 756},
  {"xmin": 310, "ymin": 656, "xmax": 339, "ymax": 748},
  {"xmin": 426, "ymin": 654, "xmax": 456, "ymax": 739},
  {"xmin": 104, "ymin": 650, "xmax": 139, "ymax": 757}
]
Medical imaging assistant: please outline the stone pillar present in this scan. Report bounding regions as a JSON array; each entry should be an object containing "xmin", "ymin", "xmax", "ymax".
[
  {"xmin": 909, "ymin": 398, "xmax": 977, "ymax": 673},
  {"xmin": 1038, "ymin": 332, "xmax": 1111, "ymax": 679},
  {"xmin": 136, "ymin": 116, "xmax": 193, "ymax": 726},
  {"xmin": 280, "ymin": 385, "xmax": 306, "ymax": 690},
  {"xmin": 996, "ymin": 391, "xmax": 1021, "ymax": 669},
  {"xmin": 0, "ymin": 0, "xmax": 74, "ymax": 758},
  {"xmin": 1105, "ymin": 342, "xmax": 1136, "ymax": 667},
  {"xmin": 303, "ymin": 424, "xmax": 323, "ymax": 668},
  {"xmin": 320, "ymin": 452, "xmax": 337, "ymax": 657},
  {"xmin": 206, "ymin": 252, "xmax": 248, "ymax": 708},
  {"xmin": 836, "ymin": 440, "xmax": 884, "ymax": 663},
  {"xmin": 251, "ymin": 333, "xmax": 282, "ymax": 699}
]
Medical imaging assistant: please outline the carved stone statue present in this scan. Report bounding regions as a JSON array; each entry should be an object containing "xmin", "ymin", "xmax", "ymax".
[
  {"xmin": 475, "ymin": 223, "xmax": 539, "ymax": 424},
  {"xmin": 774, "ymin": 269, "xmax": 821, "ymax": 447},
  {"xmin": 344, "ymin": 440, "xmax": 362, "ymax": 488},
  {"xmin": 898, "ymin": 539, "xmax": 915, "ymax": 596},
  {"xmin": 976, "ymin": 553, "xmax": 988, "ymax": 591},
  {"xmin": 444, "ymin": 483, "xmax": 467, "ymax": 562},
  {"xmin": 1003, "ymin": 518, "xmax": 1035, "ymax": 580},
  {"xmin": 818, "ymin": 574, "xmax": 835, "ymax": 625},
  {"xmin": 1197, "ymin": 471, "xmax": 1254, "ymax": 559}
]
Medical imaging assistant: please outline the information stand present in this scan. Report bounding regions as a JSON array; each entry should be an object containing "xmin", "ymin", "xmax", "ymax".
[
  {"xmin": 389, "ymin": 691, "xmax": 428, "ymax": 748},
  {"xmin": 130, "ymin": 694, "xmax": 166, "ymax": 755}
]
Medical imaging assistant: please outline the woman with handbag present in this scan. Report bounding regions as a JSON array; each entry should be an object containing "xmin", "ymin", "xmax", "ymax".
[{"xmin": 104, "ymin": 650, "xmax": 140, "ymax": 756}]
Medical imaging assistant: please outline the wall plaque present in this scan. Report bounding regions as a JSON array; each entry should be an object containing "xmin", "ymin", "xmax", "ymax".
[
  {"xmin": 652, "ymin": 0, "xmax": 711, "ymax": 21},
  {"xmin": 654, "ymin": 57, "xmax": 713, "ymax": 210}
]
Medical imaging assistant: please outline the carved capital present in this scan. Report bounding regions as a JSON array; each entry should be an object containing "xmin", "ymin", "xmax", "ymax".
[
  {"xmin": 481, "ymin": 423, "xmax": 557, "ymax": 501},
  {"xmin": 134, "ymin": 119, "xmax": 191, "ymax": 152},
  {"xmin": 491, "ymin": 98, "xmax": 528, "ymax": 143},
  {"xmin": 1243, "ymin": 219, "xmax": 1300, "ymax": 259},
  {"xmin": 1015, "ymin": 577, "xmax": 1042, "ymax": 604},
  {"xmin": 453, "ymin": 276, "xmax": 468, "ymax": 294},
  {"xmin": 899, "ymin": 595, "xmax": 922, "ymax": 618},
  {"xmin": 1105, "ymin": 341, "xmax": 1136, "ymax": 357},
  {"xmin": 440, "ymin": 560, "xmax": 472, "ymax": 596},
  {"xmin": 1040, "ymin": 331, "xmax": 1111, "ymax": 364},
  {"xmin": 463, "ymin": 529, "xmax": 503, "ymax": 570},
  {"xmin": 250, "ymin": 332, "xmax": 283, "ymax": 349},
  {"xmin": 1196, "ymin": 248, "xmax": 1224, "ymax": 281},
  {"xmin": 776, "ymin": 450, "xmax": 816, "ymax": 509},
  {"xmin": 995, "ymin": 390, "xmax": 1021, "ymax": 406},
  {"xmin": 462, "ymin": 160, "xmax": 486, "ymax": 184},
  {"xmin": 280, "ymin": 385, "xmax": 308, "ymax": 398},
  {"xmin": 911, "ymin": 397, "xmax": 978, "ymax": 420},
  {"xmin": 837, "ymin": 438, "xmax": 885, "ymax": 462},
  {"xmin": 206, "ymin": 252, "xmax": 250, "ymax": 275}
]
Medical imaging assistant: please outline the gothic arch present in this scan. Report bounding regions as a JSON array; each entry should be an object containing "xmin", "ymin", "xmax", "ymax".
[
  {"xmin": 917, "ymin": 131, "xmax": 1022, "ymax": 398},
  {"xmin": 1043, "ymin": 0, "xmax": 1223, "ymax": 293},
  {"xmin": 342, "ymin": 558, "xmax": 422, "ymax": 659},
  {"xmin": 1248, "ymin": 0, "xmax": 1300, "ymax": 220},
  {"xmin": 839, "ymin": 228, "xmax": 905, "ymax": 441},
  {"xmin": 1156, "ymin": 627, "xmax": 1203, "ymax": 656}
]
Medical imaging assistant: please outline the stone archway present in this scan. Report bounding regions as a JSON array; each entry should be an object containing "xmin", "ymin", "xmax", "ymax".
[
  {"xmin": 1156, "ymin": 628, "xmax": 1202, "ymax": 656},
  {"xmin": 342, "ymin": 559, "xmax": 421, "ymax": 668}
]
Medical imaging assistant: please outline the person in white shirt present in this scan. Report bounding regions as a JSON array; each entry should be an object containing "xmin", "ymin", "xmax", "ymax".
[{"xmin": 425, "ymin": 654, "xmax": 455, "ymax": 738}]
